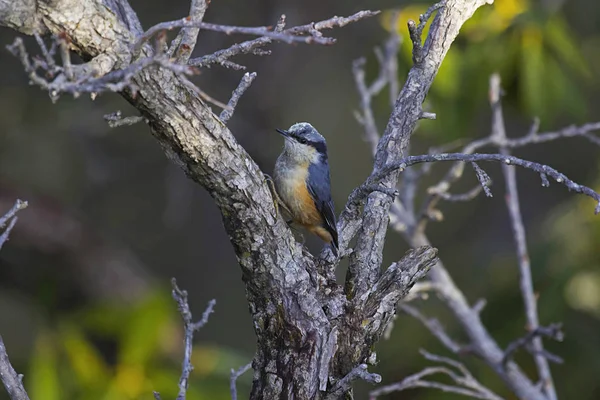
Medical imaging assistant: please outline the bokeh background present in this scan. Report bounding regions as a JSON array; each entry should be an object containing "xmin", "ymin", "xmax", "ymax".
[{"xmin": 1, "ymin": 0, "xmax": 600, "ymax": 399}]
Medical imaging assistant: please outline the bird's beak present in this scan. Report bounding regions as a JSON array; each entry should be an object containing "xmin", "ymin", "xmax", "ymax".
[{"xmin": 276, "ymin": 128, "xmax": 290, "ymax": 138}]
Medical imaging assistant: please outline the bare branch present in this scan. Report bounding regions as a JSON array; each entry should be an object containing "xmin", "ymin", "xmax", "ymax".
[
  {"xmin": 428, "ymin": 184, "xmax": 485, "ymax": 202},
  {"xmin": 352, "ymin": 57, "xmax": 381, "ymax": 156},
  {"xmin": 352, "ymin": 11, "xmax": 401, "ymax": 157},
  {"xmin": 341, "ymin": 0, "xmax": 494, "ymax": 306},
  {"xmin": 362, "ymin": 152, "xmax": 600, "ymax": 214},
  {"xmin": 408, "ymin": 1, "xmax": 445, "ymax": 64},
  {"xmin": 230, "ymin": 362, "xmax": 252, "ymax": 400},
  {"xmin": 189, "ymin": 10, "xmax": 379, "ymax": 69},
  {"xmin": 0, "ymin": 336, "xmax": 29, "ymax": 400},
  {"xmin": 490, "ymin": 73, "xmax": 558, "ymax": 400},
  {"xmin": 0, "ymin": 199, "xmax": 28, "ymax": 251},
  {"xmin": 134, "ymin": 10, "xmax": 380, "ymax": 56},
  {"xmin": 219, "ymin": 72, "xmax": 257, "ymax": 124},
  {"xmin": 370, "ymin": 350, "xmax": 502, "ymax": 400},
  {"xmin": 170, "ymin": 279, "xmax": 216, "ymax": 400},
  {"xmin": 417, "ymin": 118, "xmax": 600, "ymax": 230},
  {"xmin": 171, "ymin": 0, "xmax": 210, "ymax": 63},
  {"xmin": 7, "ymin": 37, "xmax": 199, "ymax": 101},
  {"xmin": 400, "ymin": 304, "xmax": 463, "ymax": 353},
  {"xmin": 326, "ymin": 364, "xmax": 381, "ymax": 400},
  {"xmin": 0, "ymin": 200, "xmax": 30, "ymax": 400},
  {"xmin": 503, "ymin": 324, "xmax": 564, "ymax": 366}
]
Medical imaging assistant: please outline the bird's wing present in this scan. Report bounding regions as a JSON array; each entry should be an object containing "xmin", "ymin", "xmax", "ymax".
[{"xmin": 307, "ymin": 161, "xmax": 339, "ymax": 252}]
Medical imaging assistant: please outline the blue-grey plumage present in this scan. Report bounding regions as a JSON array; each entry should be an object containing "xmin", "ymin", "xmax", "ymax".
[{"xmin": 273, "ymin": 122, "xmax": 339, "ymax": 255}]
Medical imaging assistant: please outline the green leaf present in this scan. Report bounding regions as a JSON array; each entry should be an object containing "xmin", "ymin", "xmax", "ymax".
[
  {"xmin": 545, "ymin": 16, "xmax": 592, "ymax": 80},
  {"xmin": 28, "ymin": 331, "xmax": 61, "ymax": 400},
  {"xmin": 118, "ymin": 291, "xmax": 173, "ymax": 366},
  {"xmin": 60, "ymin": 323, "xmax": 111, "ymax": 387},
  {"xmin": 520, "ymin": 26, "xmax": 545, "ymax": 117}
]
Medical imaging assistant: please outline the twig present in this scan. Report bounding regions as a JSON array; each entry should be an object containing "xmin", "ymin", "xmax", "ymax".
[
  {"xmin": 352, "ymin": 11, "xmax": 401, "ymax": 157},
  {"xmin": 7, "ymin": 37, "xmax": 199, "ymax": 101},
  {"xmin": 471, "ymin": 162, "xmax": 493, "ymax": 197},
  {"xmin": 133, "ymin": 11, "xmax": 378, "ymax": 56},
  {"xmin": 170, "ymin": 0, "xmax": 210, "ymax": 62},
  {"xmin": 0, "ymin": 199, "xmax": 28, "ymax": 251},
  {"xmin": 429, "ymin": 184, "xmax": 485, "ymax": 202},
  {"xmin": 417, "ymin": 119, "xmax": 600, "ymax": 231},
  {"xmin": 189, "ymin": 11, "xmax": 379, "ymax": 68},
  {"xmin": 502, "ymin": 323, "xmax": 564, "ymax": 365},
  {"xmin": 400, "ymin": 304, "xmax": 463, "ymax": 353},
  {"xmin": 230, "ymin": 362, "xmax": 252, "ymax": 400},
  {"xmin": 0, "ymin": 336, "xmax": 30, "ymax": 400},
  {"xmin": 325, "ymin": 364, "xmax": 381, "ymax": 400},
  {"xmin": 370, "ymin": 350, "xmax": 502, "ymax": 400},
  {"xmin": 103, "ymin": 110, "xmax": 147, "ymax": 127},
  {"xmin": 0, "ymin": 201, "xmax": 30, "ymax": 398},
  {"xmin": 170, "ymin": 279, "xmax": 216, "ymax": 400},
  {"xmin": 490, "ymin": 73, "xmax": 558, "ymax": 400},
  {"xmin": 352, "ymin": 57, "xmax": 381, "ymax": 156},
  {"xmin": 0, "ymin": 199, "xmax": 28, "ymax": 228},
  {"xmin": 361, "ymin": 152, "xmax": 600, "ymax": 214},
  {"xmin": 408, "ymin": 1, "xmax": 445, "ymax": 64},
  {"xmin": 189, "ymin": 15, "xmax": 285, "ymax": 69},
  {"xmin": 219, "ymin": 72, "xmax": 257, "ymax": 123}
]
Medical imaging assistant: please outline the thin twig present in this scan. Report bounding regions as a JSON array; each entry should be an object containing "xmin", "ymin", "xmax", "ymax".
[
  {"xmin": 133, "ymin": 11, "xmax": 379, "ymax": 56},
  {"xmin": 0, "ymin": 336, "xmax": 30, "ymax": 400},
  {"xmin": 170, "ymin": 278, "xmax": 216, "ymax": 400},
  {"xmin": 370, "ymin": 350, "xmax": 502, "ymax": 400},
  {"xmin": 219, "ymin": 72, "xmax": 257, "ymax": 123},
  {"xmin": 7, "ymin": 37, "xmax": 199, "ymax": 101},
  {"xmin": 230, "ymin": 362, "xmax": 252, "ymax": 400},
  {"xmin": 170, "ymin": 0, "xmax": 210, "ymax": 62},
  {"xmin": 189, "ymin": 11, "xmax": 379, "ymax": 68},
  {"xmin": 400, "ymin": 304, "xmax": 463, "ymax": 353},
  {"xmin": 490, "ymin": 73, "xmax": 558, "ymax": 400},
  {"xmin": 0, "ymin": 202, "xmax": 30, "ymax": 398},
  {"xmin": 103, "ymin": 110, "xmax": 147, "ymax": 127},
  {"xmin": 502, "ymin": 323, "xmax": 564, "ymax": 365},
  {"xmin": 429, "ymin": 184, "xmax": 485, "ymax": 202},
  {"xmin": 360, "ymin": 152, "xmax": 600, "ymax": 214},
  {"xmin": 325, "ymin": 364, "xmax": 381, "ymax": 400},
  {"xmin": 0, "ymin": 199, "xmax": 28, "ymax": 251},
  {"xmin": 418, "ymin": 119, "xmax": 600, "ymax": 229},
  {"xmin": 408, "ymin": 1, "xmax": 445, "ymax": 64}
]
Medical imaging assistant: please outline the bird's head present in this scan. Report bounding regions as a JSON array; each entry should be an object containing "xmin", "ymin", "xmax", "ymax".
[{"xmin": 276, "ymin": 122, "xmax": 328, "ymax": 163}]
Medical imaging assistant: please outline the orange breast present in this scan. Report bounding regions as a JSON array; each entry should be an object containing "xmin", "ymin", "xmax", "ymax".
[{"xmin": 292, "ymin": 180, "xmax": 322, "ymax": 226}]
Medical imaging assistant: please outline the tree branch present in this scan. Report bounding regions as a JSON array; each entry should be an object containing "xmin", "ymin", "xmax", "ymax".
[
  {"xmin": 0, "ymin": 199, "xmax": 28, "ymax": 251},
  {"xmin": 219, "ymin": 72, "xmax": 257, "ymax": 124},
  {"xmin": 170, "ymin": 0, "xmax": 209, "ymax": 62},
  {"xmin": 0, "ymin": 336, "xmax": 29, "ymax": 400},
  {"xmin": 370, "ymin": 350, "xmax": 502, "ymax": 400},
  {"xmin": 230, "ymin": 363, "xmax": 252, "ymax": 400},
  {"xmin": 358, "ymin": 152, "xmax": 600, "ymax": 213},
  {"xmin": 134, "ymin": 10, "xmax": 379, "ymax": 56},
  {"xmin": 490, "ymin": 73, "xmax": 557, "ymax": 399},
  {"xmin": 0, "ymin": 199, "xmax": 29, "ymax": 400},
  {"xmin": 341, "ymin": 0, "xmax": 494, "ymax": 305},
  {"xmin": 170, "ymin": 279, "xmax": 216, "ymax": 400}
]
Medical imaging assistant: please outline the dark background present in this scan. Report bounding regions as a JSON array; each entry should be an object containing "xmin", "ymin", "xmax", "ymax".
[{"xmin": 1, "ymin": 0, "xmax": 600, "ymax": 399}]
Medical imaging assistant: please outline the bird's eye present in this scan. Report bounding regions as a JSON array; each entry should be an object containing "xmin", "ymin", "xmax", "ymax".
[{"xmin": 298, "ymin": 138, "xmax": 307, "ymax": 145}]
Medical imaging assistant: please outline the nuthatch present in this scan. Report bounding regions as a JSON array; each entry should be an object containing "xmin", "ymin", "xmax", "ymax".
[{"xmin": 273, "ymin": 122, "xmax": 339, "ymax": 256}]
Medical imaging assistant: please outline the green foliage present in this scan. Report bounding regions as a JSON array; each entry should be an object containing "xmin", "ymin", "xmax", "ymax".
[
  {"xmin": 23, "ymin": 288, "xmax": 251, "ymax": 400},
  {"xmin": 381, "ymin": 0, "xmax": 595, "ymax": 139}
]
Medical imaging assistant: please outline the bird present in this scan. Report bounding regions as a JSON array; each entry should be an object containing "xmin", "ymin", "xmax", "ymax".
[{"xmin": 273, "ymin": 122, "xmax": 339, "ymax": 256}]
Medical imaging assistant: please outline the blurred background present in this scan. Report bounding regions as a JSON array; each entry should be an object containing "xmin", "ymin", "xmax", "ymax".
[{"xmin": 1, "ymin": 0, "xmax": 599, "ymax": 398}]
